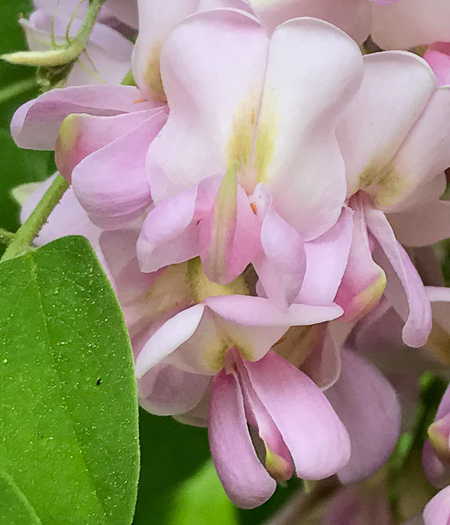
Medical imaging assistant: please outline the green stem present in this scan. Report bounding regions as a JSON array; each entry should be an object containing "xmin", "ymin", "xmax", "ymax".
[
  {"xmin": 0, "ymin": 77, "xmax": 38, "ymax": 106},
  {"xmin": 1, "ymin": 175, "xmax": 69, "ymax": 262},
  {"xmin": 2, "ymin": 0, "xmax": 106, "ymax": 67},
  {"xmin": 0, "ymin": 229, "xmax": 15, "ymax": 245}
]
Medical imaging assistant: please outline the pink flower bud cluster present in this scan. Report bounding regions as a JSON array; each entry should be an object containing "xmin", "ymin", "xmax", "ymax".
[{"xmin": 12, "ymin": 0, "xmax": 450, "ymax": 518}]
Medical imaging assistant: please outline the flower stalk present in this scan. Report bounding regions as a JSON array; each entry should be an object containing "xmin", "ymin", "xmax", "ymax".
[{"xmin": 1, "ymin": 175, "xmax": 69, "ymax": 262}]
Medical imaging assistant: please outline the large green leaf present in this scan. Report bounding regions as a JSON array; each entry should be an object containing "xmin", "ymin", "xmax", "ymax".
[
  {"xmin": 0, "ymin": 473, "xmax": 42, "ymax": 524},
  {"xmin": 0, "ymin": 236, "xmax": 139, "ymax": 524}
]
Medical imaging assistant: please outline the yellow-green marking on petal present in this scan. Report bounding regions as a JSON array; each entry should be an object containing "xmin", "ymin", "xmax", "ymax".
[
  {"xmin": 206, "ymin": 161, "xmax": 239, "ymax": 284},
  {"xmin": 143, "ymin": 42, "xmax": 167, "ymax": 103},
  {"xmin": 227, "ymin": 91, "xmax": 278, "ymax": 191},
  {"xmin": 343, "ymin": 267, "xmax": 387, "ymax": 322}
]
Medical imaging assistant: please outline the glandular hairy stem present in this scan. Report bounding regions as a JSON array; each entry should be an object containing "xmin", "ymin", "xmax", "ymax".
[
  {"xmin": 1, "ymin": 175, "xmax": 69, "ymax": 262},
  {"xmin": 1, "ymin": 0, "xmax": 106, "ymax": 67}
]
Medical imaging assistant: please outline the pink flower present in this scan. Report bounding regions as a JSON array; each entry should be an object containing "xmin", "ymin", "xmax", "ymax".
[
  {"xmin": 133, "ymin": 262, "xmax": 343, "ymax": 380},
  {"xmin": 274, "ymin": 320, "xmax": 402, "ymax": 483},
  {"xmin": 12, "ymin": 86, "xmax": 166, "ymax": 230},
  {"xmin": 351, "ymin": 285, "xmax": 450, "ymax": 428},
  {"xmin": 138, "ymin": 10, "xmax": 363, "ymax": 304},
  {"xmin": 101, "ymin": 231, "xmax": 349, "ymax": 507},
  {"xmin": 11, "ymin": 5, "xmax": 257, "ymax": 230},
  {"xmin": 209, "ymin": 349, "xmax": 350, "ymax": 508},
  {"xmin": 335, "ymin": 51, "xmax": 450, "ymax": 346},
  {"xmin": 424, "ymin": 485, "xmax": 450, "ymax": 525},
  {"xmin": 326, "ymin": 347, "xmax": 401, "ymax": 484}
]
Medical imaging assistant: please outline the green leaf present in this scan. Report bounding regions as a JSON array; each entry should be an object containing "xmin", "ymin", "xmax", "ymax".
[
  {"xmin": 0, "ymin": 236, "xmax": 139, "ymax": 524},
  {"xmin": 0, "ymin": 472, "xmax": 42, "ymax": 524},
  {"xmin": 167, "ymin": 461, "xmax": 239, "ymax": 525}
]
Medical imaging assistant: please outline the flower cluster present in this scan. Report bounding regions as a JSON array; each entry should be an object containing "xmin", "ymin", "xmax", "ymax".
[{"xmin": 10, "ymin": 0, "xmax": 450, "ymax": 521}]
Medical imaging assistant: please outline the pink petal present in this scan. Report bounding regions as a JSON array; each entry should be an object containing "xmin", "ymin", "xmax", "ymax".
[
  {"xmin": 72, "ymin": 111, "xmax": 167, "ymax": 228},
  {"xmin": 33, "ymin": 0, "xmax": 83, "ymax": 17},
  {"xmin": 252, "ymin": 185, "xmax": 305, "ymax": 308},
  {"xmin": 379, "ymin": 87, "xmax": 450, "ymax": 213},
  {"xmin": 205, "ymin": 295, "xmax": 343, "ymax": 327},
  {"xmin": 55, "ymin": 110, "xmax": 155, "ymax": 181},
  {"xmin": 393, "ymin": 173, "xmax": 447, "ymax": 215},
  {"xmin": 200, "ymin": 172, "xmax": 260, "ymax": 285},
  {"xmin": 243, "ymin": 351, "xmax": 351, "ymax": 480},
  {"xmin": 174, "ymin": 390, "xmax": 210, "ymax": 428},
  {"xmin": 297, "ymin": 206, "xmax": 353, "ymax": 306},
  {"xmin": 336, "ymin": 52, "xmax": 436, "ymax": 198},
  {"xmin": 326, "ymin": 349, "xmax": 401, "ymax": 484},
  {"xmin": 147, "ymin": 8, "xmax": 269, "ymax": 202},
  {"xmin": 134, "ymin": 304, "xmax": 206, "ymax": 378},
  {"xmin": 11, "ymin": 85, "xmax": 158, "ymax": 150},
  {"xmin": 353, "ymin": 299, "xmax": 445, "ymax": 382},
  {"xmin": 138, "ymin": 363, "xmax": 210, "ymax": 416},
  {"xmin": 105, "ymin": 0, "xmax": 139, "ymax": 29},
  {"xmin": 335, "ymin": 196, "xmax": 386, "ymax": 322},
  {"xmin": 365, "ymin": 204, "xmax": 432, "ymax": 347},
  {"xmin": 424, "ymin": 486, "xmax": 450, "ymax": 525},
  {"xmin": 300, "ymin": 324, "xmax": 342, "ymax": 390},
  {"xmin": 237, "ymin": 357, "xmax": 294, "ymax": 481},
  {"xmin": 132, "ymin": 1, "xmax": 250, "ymax": 98},
  {"xmin": 250, "ymin": 0, "xmax": 372, "ymax": 42},
  {"xmin": 164, "ymin": 309, "xmax": 236, "ymax": 375},
  {"xmin": 389, "ymin": 200, "xmax": 450, "ymax": 247},
  {"xmin": 262, "ymin": 18, "xmax": 363, "ymax": 239},
  {"xmin": 137, "ymin": 176, "xmax": 220, "ymax": 273},
  {"xmin": 425, "ymin": 43, "xmax": 450, "ymax": 86},
  {"xmin": 132, "ymin": 0, "xmax": 199, "ymax": 100},
  {"xmin": 209, "ymin": 370, "xmax": 276, "ymax": 509},
  {"xmin": 168, "ymin": 296, "xmax": 343, "ymax": 375},
  {"xmin": 99, "ymin": 228, "xmax": 159, "ymax": 315},
  {"xmin": 138, "ymin": 187, "xmax": 200, "ymax": 272},
  {"xmin": 372, "ymin": 0, "xmax": 450, "ymax": 49}
]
